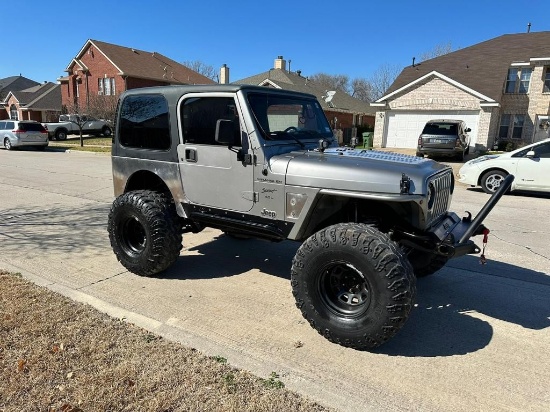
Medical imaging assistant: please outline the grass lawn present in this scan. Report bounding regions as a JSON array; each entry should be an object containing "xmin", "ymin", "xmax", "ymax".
[
  {"xmin": 0, "ymin": 270, "xmax": 331, "ymax": 411},
  {"xmin": 48, "ymin": 136, "xmax": 111, "ymax": 153}
]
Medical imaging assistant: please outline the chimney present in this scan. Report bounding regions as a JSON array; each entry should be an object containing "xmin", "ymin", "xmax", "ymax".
[
  {"xmin": 220, "ymin": 64, "xmax": 230, "ymax": 84},
  {"xmin": 274, "ymin": 55, "xmax": 286, "ymax": 70}
]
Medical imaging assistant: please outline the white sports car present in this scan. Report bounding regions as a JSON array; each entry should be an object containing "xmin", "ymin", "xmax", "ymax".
[{"xmin": 458, "ymin": 138, "xmax": 550, "ymax": 194}]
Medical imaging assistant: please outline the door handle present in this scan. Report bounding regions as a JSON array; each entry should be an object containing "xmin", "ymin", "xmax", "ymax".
[{"xmin": 185, "ymin": 148, "xmax": 197, "ymax": 162}]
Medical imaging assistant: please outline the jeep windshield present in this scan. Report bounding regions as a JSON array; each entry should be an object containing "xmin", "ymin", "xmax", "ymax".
[{"xmin": 247, "ymin": 93, "xmax": 334, "ymax": 143}]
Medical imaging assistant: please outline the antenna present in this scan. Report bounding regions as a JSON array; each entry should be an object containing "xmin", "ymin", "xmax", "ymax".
[{"xmin": 322, "ymin": 91, "xmax": 336, "ymax": 108}]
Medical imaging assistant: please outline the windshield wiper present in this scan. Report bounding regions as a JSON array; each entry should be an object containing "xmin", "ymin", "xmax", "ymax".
[{"xmin": 271, "ymin": 130, "xmax": 305, "ymax": 148}]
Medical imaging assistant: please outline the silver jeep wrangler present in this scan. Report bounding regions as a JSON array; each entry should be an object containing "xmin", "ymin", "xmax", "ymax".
[{"xmin": 108, "ymin": 85, "xmax": 511, "ymax": 350}]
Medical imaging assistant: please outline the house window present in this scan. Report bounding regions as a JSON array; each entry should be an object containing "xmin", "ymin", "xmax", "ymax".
[
  {"xmin": 519, "ymin": 68, "xmax": 532, "ymax": 93},
  {"xmin": 498, "ymin": 114, "xmax": 510, "ymax": 138},
  {"xmin": 505, "ymin": 67, "xmax": 532, "ymax": 94},
  {"xmin": 505, "ymin": 69, "xmax": 517, "ymax": 93},
  {"xmin": 104, "ymin": 78, "xmax": 111, "ymax": 96},
  {"xmin": 544, "ymin": 68, "xmax": 550, "ymax": 93},
  {"xmin": 10, "ymin": 104, "xmax": 18, "ymax": 120},
  {"xmin": 98, "ymin": 77, "xmax": 116, "ymax": 95},
  {"xmin": 512, "ymin": 115, "xmax": 525, "ymax": 139}
]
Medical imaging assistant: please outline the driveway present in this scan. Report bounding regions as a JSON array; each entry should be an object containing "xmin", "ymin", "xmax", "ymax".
[{"xmin": 1, "ymin": 149, "xmax": 549, "ymax": 412}]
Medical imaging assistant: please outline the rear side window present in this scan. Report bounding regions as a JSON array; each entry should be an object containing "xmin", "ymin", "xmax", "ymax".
[
  {"xmin": 422, "ymin": 123, "xmax": 458, "ymax": 136},
  {"xmin": 19, "ymin": 123, "xmax": 46, "ymax": 132},
  {"xmin": 119, "ymin": 94, "xmax": 170, "ymax": 150},
  {"xmin": 5, "ymin": 122, "xmax": 15, "ymax": 130}
]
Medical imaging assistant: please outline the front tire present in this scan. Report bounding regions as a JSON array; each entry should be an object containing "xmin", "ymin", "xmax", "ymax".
[
  {"xmin": 108, "ymin": 190, "xmax": 182, "ymax": 276},
  {"xmin": 481, "ymin": 170, "xmax": 508, "ymax": 194},
  {"xmin": 291, "ymin": 223, "xmax": 416, "ymax": 350}
]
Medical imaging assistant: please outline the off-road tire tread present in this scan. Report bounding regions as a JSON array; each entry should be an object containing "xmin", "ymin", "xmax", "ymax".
[
  {"xmin": 291, "ymin": 223, "xmax": 416, "ymax": 350},
  {"xmin": 108, "ymin": 190, "xmax": 182, "ymax": 277}
]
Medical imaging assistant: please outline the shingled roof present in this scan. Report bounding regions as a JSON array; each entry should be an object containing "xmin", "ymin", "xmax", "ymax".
[
  {"xmin": 382, "ymin": 31, "xmax": 550, "ymax": 103},
  {"xmin": 69, "ymin": 39, "xmax": 215, "ymax": 85},
  {"xmin": 7, "ymin": 82, "xmax": 61, "ymax": 111},
  {"xmin": 0, "ymin": 76, "xmax": 40, "ymax": 101},
  {"xmin": 236, "ymin": 69, "xmax": 375, "ymax": 115}
]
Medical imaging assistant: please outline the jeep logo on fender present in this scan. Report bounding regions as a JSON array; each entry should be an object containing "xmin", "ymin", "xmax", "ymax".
[{"xmin": 261, "ymin": 208, "xmax": 277, "ymax": 219}]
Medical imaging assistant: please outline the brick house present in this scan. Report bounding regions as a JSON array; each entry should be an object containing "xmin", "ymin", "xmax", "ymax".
[
  {"xmin": 59, "ymin": 39, "xmax": 215, "ymax": 113},
  {"xmin": 371, "ymin": 31, "xmax": 550, "ymax": 151},
  {"xmin": 3, "ymin": 82, "xmax": 61, "ymax": 122},
  {"xmin": 235, "ymin": 56, "xmax": 376, "ymax": 143},
  {"xmin": 1, "ymin": 76, "xmax": 61, "ymax": 121}
]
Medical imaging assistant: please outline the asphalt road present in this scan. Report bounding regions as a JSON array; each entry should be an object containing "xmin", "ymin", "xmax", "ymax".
[{"xmin": 1, "ymin": 148, "xmax": 549, "ymax": 412}]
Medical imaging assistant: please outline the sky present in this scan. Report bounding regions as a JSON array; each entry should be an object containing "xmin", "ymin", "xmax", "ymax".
[{"xmin": 1, "ymin": 0, "xmax": 548, "ymax": 85}]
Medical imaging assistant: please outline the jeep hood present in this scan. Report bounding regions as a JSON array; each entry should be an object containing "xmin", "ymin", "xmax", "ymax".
[{"xmin": 278, "ymin": 148, "xmax": 449, "ymax": 194}]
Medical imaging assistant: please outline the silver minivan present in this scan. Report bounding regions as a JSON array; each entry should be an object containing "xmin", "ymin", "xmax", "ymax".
[
  {"xmin": 416, "ymin": 119, "xmax": 471, "ymax": 160},
  {"xmin": 0, "ymin": 120, "xmax": 49, "ymax": 150}
]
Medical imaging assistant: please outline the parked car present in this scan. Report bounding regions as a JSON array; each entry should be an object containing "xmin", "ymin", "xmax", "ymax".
[
  {"xmin": 0, "ymin": 120, "xmax": 49, "ymax": 150},
  {"xmin": 458, "ymin": 138, "xmax": 550, "ymax": 194},
  {"xmin": 43, "ymin": 114, "xmax": 112, "ymax": 140},
  {"xmin": 416, "ymin": 119, "xmax": 471, "ymax": 160}
]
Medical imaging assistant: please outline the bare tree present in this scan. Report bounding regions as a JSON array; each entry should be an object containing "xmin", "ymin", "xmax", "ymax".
[
  {"xmin": 351, "ymin": 78, "xmax": 374, "ymax": 102},
  {"xmin": 309, "ymin": 73, "xmax": 351, "ymax": 94},
  {"xmin": 418, "ymin": 42, "xmax": 454, "ymax": 62},
  {"xmin": 61, "ymin": 95, "xmax": 117, "ymax": 147},
  {"xmin": 182, "ymin": 60, "xmax": 218, "ymax": 81},
  {"xmin": 368, "ymin": 63, "xmax": 401, "ymax": 101}
]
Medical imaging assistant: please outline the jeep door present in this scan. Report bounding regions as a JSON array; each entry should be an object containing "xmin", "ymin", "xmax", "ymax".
[{"xmin": 177, "ymin": 94, "xmax": 254, "ymax": 212}]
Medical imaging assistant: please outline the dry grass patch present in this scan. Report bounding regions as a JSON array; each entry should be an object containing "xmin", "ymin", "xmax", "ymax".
[{"xmin": 0, "ymin": 270, "xmax": 332, "ymax": 412}]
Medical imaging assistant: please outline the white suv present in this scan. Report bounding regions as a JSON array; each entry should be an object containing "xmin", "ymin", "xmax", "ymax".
[{"xmin": 1, "ymin": 120, "xmax": 49, "ymax": 150}]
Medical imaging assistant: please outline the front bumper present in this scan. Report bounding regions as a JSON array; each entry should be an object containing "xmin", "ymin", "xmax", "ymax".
[{"xmin": 397, "ymin": 174, "xmax": 514, "ymax": 258}]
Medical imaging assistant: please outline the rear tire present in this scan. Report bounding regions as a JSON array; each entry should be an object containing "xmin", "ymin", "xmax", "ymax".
[
  {"xmin": 55, "ymin": 129, "xmax": 67, "ymax": 141},
  {"xmin": 416, "ymin": 152, "xmax": 424, "ymax": 157},
  {"xmin": 4, "ymin": 138, "xmax": 13, "ymax": 150},
  {"xmin": 481, "ymin": 170, "xmax": 508, "ymax": 194},
  {"xmin": 102, "ymin": 126, "xmax": 112, "ymax": 137},
  {"xmin": 108, "ymin": 190, "xmax": 182, "ymax": 276},
  {"xmin": 291, "ymin": 223, "xmax": 416, "ymax": 350}
]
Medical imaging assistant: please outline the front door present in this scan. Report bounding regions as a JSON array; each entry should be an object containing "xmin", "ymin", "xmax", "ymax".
[
  {"xmin": 177, "ymin": 94, "xmax": 254, "ymax": 212},
  {"xmin": 515, "ymin": 141, "xmax": 550, "ymax": 192}
]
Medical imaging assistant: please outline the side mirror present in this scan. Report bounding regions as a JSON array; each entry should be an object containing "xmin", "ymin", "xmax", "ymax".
[
  {"xmin": 526, "ymin": 150, "xmax": 536, "ymax": 158},
  {"xmin": 465, "ymin": 128, "xmax": 471, "ymax": 132},
  {"xmin": 215, "ymin": 119, "xmax": 234, "ymax": 146}
]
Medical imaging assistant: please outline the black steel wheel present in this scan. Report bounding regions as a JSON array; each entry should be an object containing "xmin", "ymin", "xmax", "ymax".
[
  {"xmin": 291, "ymin": 223, "xmax": 416, "ymax": 350},
  {"xmin": 108, "ymin": 190, "xmax": 182, "ymax": 276}
]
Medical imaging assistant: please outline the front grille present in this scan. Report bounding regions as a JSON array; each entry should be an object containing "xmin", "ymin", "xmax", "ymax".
[{"xmin": 426, "ymin": 170, "xmax": 453, "ymax": 226}]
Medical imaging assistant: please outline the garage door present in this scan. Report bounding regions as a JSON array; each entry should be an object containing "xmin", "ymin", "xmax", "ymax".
[{"xmin": 384, "ymin": 111, "xmax": 479, "ymax": 149}]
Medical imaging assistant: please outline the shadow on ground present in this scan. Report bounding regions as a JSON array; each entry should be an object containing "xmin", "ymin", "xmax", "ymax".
[
  {"xmin": 0, "ymin": 203, "xmax": 110, "ymax": 255},
  {"xmin": 165, "ymin": 237, "xmax": 549, "ymax": 357}
]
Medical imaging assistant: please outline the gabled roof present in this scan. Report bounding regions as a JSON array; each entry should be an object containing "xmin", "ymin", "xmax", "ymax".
[
  {"xmin": 7, "ymin": 82, "xmax": 61, "ymax": 111},
  {"xmin": 67, "ymin": 39, "xmax": 215, "ymax": 85},
  {"xmin": 381, "ymin": 31, "xmax": 550, "ymax": 103},
  {"xmin": 236, "ymin": 69, "xmax": 375, "ymax": 115},
  {"xmin": 0, "ymin": 76, "xmax": 40, "ymax": 101}
]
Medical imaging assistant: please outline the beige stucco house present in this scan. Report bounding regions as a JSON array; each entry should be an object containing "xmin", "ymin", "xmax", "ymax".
[{"xmin": 371, "ymin": 31, "xmax": 550, "ymax": 151}]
